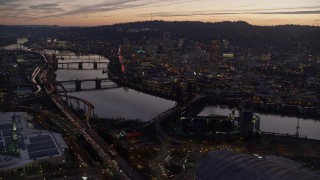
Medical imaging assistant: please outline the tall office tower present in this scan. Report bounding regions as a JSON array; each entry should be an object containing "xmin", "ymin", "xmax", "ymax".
[
  {"xmin": 163, "ymin": 32, "xmax": 170, "ymax": 51},
  {"xmin": 178, "ymin": 39, "xmax": 184, "ymax": 49},
  {"xmin": 146, "ymin": 44, "xmax": 157, "ymax": 56},
  {"xmin": 239, "ymin": 101, "xmax": 254, "ymax": 133},
  {"xmin": 120, "ymin": 44, "xmax": 132, "ymax": 61},
  {"xmin": 209, "ymin": 40, "xmax": 222, "ymax": 66},
  {"xmin": 222, "ymin": 39, "xmax": 230, "ymax": 51}
]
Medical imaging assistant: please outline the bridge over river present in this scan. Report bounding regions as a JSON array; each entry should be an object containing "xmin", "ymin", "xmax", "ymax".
[
  {"xmin": 40, "ymin": 52, "xmax": 141, "ymax": 179},
  {"xmin": 56, "ymin": 61, "xmax": 108, "ymax": 70},
  {"xmin": 5, "ymin": 77, "xmax": 124, "ymax": 92}
]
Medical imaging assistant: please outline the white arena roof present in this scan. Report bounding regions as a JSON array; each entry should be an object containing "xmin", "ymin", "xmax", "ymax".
[{"xmin": 196, "ymin": 150, "xmax": 318, "ymax": 180}]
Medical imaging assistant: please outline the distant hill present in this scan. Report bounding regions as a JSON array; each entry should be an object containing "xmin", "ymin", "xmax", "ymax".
[{"xmin": 1, "ymin": 21, "xmax": 319, "ymax": 53}]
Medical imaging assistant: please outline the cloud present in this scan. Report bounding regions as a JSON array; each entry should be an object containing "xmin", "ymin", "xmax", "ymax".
[
  {"xmin": 0, "ymin": 0, "xmax": 19, "ymax": 5},
  {"xmin": 258, "ymin": 10, "xmax": 320, "ymax": 14},
  {"xmin": 238, "ymin": 5, "xmax": 320, "ymax": 12},
  {"xmin": 58, "ymin": 0, "xmax": 148, "ymax": 16},
  {"xmin": 139, "ymin": 11, "xmax": 239, "ymax": 18},
  {"xmin": 0, "ymin": 0, "xmax": 23, "ymax": 10},
  {"xmin": 0, "ymin": 0, "xmax": 197, "ymax": 20},
  {"xmin": 0, "ymin": 0, "xmax": 319, "ymax": 25},
  {"xmin": 139, "ymin": 9, "xmax": 320, "ymax": 18},
  {"xmin": 29, "ymin": 3, "xmax": 62, "ymax": 11},
  {"xmin": 19, "ymin": 0, "xmax": 142, "ymax": 20},
  {"xmin": 37, "ymin": 0, "xmax": 195, "ymax": 19}
]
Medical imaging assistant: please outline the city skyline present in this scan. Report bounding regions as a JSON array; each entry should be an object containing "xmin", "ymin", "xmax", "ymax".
[
  {"xmin": 0, "ymin": 0, "xmax": 320, "ymax": 26},
  {"xmin": 1, "ymin": 2, "xmax": 320, "ymax": 177}
]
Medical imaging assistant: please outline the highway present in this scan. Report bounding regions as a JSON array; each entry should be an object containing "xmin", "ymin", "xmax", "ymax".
[
  {"xmin": 38, "ymin": 53, "xmax": 141, "ymax": 180},
  {"xmin": 148, "ymin": 94, "xmax": 205, "ymax": 179},
  {"xmin": 31, "ymin": 66, "xmax": 42, "ymax": 94},
  {"xmin": 58, "ymin": 94, "xmax": 94, "ymax": 129},
  {"xmin": 23, "ymin": 51, "xmax": 320, "ymax": 179}
]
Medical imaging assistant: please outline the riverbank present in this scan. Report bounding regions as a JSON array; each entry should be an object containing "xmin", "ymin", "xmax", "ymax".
[
  {"xmin": 91, "ymin": 116, "xmax": 144, "ymax": 127},
  {"xmin": 53, "ymin": 49, "xmax": 320, "ymax": 139},
  {"xmin": 107, "ymin": 72, "xmax": 179, "ymax": 102},
  {"xmin": 106, "ymin": 56, "xmax": 320, "ymax": 120},
  {"xmin": 204, "ymin": 97, "xmax": 320, "ymax": 120}
]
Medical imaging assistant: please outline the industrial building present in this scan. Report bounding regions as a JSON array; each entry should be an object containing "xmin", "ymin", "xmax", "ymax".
[
  {"xmin": 180, "ymin": 103, "xmax": 260, "ymax": 136},
  {"xmin": 180, "ymin": 116, "xmax": 235, "ymax": 134},
  {"xmin": 0, "ymin": 112, "xmax": 68, "ymax": 177}
]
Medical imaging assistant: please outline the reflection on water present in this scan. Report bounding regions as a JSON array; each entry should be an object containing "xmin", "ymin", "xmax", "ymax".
[
  {"xmin": 3, "ymin": 38, "xmax": 28, "ymax": 50},
  {"xmin": 54, "ymin": 50, "xmax": 175, "ymax": 122},
  {"xmin": 44, "ymin": 49, "xmax": 106, "ymax": 61},
  {"xmin": 198, "ymin": 106, "xmax": 239, "ymax": 117},
  {"xmin": 8, "ymin": 47, "xmax": 315, "ymax": 140},
  {"xmin": 198, "ymin": 106, "xmax": 320, "ymax": 140},
  {"xmin": 56, "ymin": 69, "xmax": 175, "ymax": 122}
]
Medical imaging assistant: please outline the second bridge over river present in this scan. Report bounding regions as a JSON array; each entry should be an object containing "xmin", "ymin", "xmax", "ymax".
[
  {"xmin": 5, "ymin": 77, "xmax": 125, "ymax": 93},
  {"xmin": 56, "ymin": 61, "xmax": 108, "ymax": 70},
  {"xmin": 57, "ymin": 77, "xmax": 123, "ymax": 92}
]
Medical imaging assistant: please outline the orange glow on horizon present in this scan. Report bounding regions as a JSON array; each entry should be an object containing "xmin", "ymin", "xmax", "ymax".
[{"xmin": 0, "ymin": 0, "xmax": 319, "ymax": 26}]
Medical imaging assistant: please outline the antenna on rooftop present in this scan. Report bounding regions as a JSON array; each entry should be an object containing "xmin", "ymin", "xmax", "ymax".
[
  {"xmin": 0, "ymin": 113, "xmax": 19, "ymax": 157},
  {"xmin": 295, "ymin": 119, "xmax": 300, "ymax": 137}
]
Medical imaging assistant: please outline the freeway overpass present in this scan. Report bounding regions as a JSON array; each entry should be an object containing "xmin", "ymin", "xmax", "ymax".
[
  {"xmin": 146, "ymin": 94, "xmax": 206, "ymax": 179},
  {"xmin": 40, "ymin": 49, "xmax": 141, "ymax": 179}
]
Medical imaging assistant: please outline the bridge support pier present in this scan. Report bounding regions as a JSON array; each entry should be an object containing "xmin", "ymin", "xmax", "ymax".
[
  {"xmin": 83, "ymin": 104, "xmax": 86, "ymax": 115},
  {"xmin": 76, "ymin": 99, "xmax": 80, "ymax": 110},
  {"xmin": 95, "ymin": 79, "xmax": 102, "ymax": 89},
  {"xmin": 67, "ymin": 97, "xmax": 71, "ymax": 107},
  {"xmin": 75, "ymin": 80, "xmax": 82, "ymax": 91},
  {"xmin": 93, "ymin": 62, "xmax": 98, "ymax": 70},
  {"xmin": 78, "ymin": 62, "xmax": 83, "ymax": 70}
]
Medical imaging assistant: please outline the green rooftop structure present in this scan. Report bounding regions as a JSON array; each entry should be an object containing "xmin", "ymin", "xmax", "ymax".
[{"xmin": 0, "ymin": 114, "xmax": 19, "ymax": 157}]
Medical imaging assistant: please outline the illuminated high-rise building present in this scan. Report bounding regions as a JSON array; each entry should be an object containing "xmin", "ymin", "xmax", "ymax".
[
  {"xmin": 163, "ymin": 32, "xmax": 170, "ymax": 51},
  {"xmin": 120, "ymin": 44, "xmax": 132, "ymax": 61},
  {"xmin": 146, "ymin": 44, "xmax": 157, "ymax": 56},
  {"xmin": 239, "ymin": 101, "xmax": 260, "ymax": 133},
  {"xmin": 209, "ymin": 40, "xmax": 222, "ymax": 65},
  {"xmin": 222, "ymin": 39, "xmax": 230, "ymax": 51}
]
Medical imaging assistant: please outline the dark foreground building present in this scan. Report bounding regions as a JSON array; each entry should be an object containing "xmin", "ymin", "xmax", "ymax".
[{"xmin": 196, "ymin": 150, "xmax": 318, "ymax": 180}]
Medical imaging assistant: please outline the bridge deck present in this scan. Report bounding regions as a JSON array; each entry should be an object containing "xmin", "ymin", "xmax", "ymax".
[{"xmin": 57, "ymin": 61, "xmax": 108, "ymax": 64}]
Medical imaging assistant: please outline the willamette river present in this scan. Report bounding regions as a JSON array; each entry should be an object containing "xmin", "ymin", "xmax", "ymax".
[
  {"xmin": 3, "ymin": 41, "xmax": 320, "ymax": 140},
  {"xmin": 54, "ymin": 51, "xmax": 320, "ymax": 140},
  {"xmin": 199, "ymin": 106, "xmax": 320, "ymax": 140},
  {"xmin": 52, "ymin": 49, "xmax": 176, "ymax": 122}
]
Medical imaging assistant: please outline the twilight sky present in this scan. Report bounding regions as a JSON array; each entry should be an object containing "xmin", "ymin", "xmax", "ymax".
[{"xmin": 0, "ymin": 0, "xmax": 319, "ymax": 26}]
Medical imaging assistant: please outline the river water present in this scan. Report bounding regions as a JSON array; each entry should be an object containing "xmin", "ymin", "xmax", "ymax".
[
  {"xmin": 2, "ymin": 38, "xmax": 28, "ymax": 50},
  {"xmin": 3, "ymin": 40, "xmax": 320, "ymax": 140},
  {"xmin": 199, "ymin": 106, "xmax": 320, "ymax": 140},
  {"xmin": 50, "ymin": 51, "xmax": 320, "ymax": 140},
  {"xmin": 56, "ymin": 69, "xmax": 175, "ymax": 121}
]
